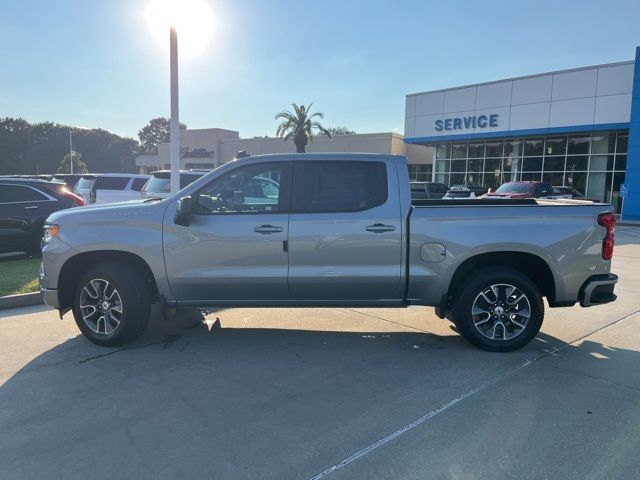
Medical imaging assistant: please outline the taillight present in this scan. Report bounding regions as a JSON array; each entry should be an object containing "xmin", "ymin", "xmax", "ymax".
[
  {"xmin": 66, "ymin": 191, "xmax": 85, "ymax": 206},
  {"xmin": 598, "ymin": 212, "xmax": 616, "ymax": 260}
]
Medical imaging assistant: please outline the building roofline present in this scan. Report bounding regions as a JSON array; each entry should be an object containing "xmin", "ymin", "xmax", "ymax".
[{"xmin": 406, "ymin": 60, "xmax": 634, "ymax": 98}]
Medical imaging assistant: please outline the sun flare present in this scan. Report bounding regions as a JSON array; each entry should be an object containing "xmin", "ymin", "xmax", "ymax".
[{"xmin": 145, "ymin": 0, "xmax": 215, "ymax": 59}]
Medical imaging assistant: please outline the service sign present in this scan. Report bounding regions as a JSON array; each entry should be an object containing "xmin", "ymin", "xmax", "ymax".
[{"xmin": 435, "ymin": 113, "xmax": 499, "ymax": 132}]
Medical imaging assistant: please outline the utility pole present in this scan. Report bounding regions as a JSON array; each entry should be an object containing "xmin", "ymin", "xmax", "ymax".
[
  {"xmin": 69, "ymin": 130, "xmax": 74, "ymax": 175},
  {"xmin": 169, "ymin": 25, "xmax": 180, "ymax": 194}
]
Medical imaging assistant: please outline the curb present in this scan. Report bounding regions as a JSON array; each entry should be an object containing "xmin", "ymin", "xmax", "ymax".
[{"xmin": 0, "ymin": 292, "xmax": 43, "ymax": 310}]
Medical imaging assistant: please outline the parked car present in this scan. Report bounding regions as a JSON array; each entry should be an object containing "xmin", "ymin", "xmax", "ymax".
[
  {"xmin": 74, "ymin": 173, "xmax": 150, "ymax": 204},
  {"xmin": 482, "ymin": 181, "xmax": 554, "ymax": 199},
  {"xmin": 410, "ymin": 182, "xmax": 448, "ymax": 200},
  {"xmin": 140, "ymin": 170, "xmax": 209, "ymax": 199},
  {"xmin": 41, "ymin": 153, "xmax": 617, "ymax": 352},
  {"xmin": 443, "ymin": 187, "xmax": 477, "ymax": 199},
  {"xmin": 551, "ymin": 186, "xmax": 586, "ymax": 199},
  {"xmin": 52, "ymin": 174, "xmax": 85, "ymax": 190},
  {"xmin": 0, "ymin": 178, "xmax": 84, "ymax": 255}
]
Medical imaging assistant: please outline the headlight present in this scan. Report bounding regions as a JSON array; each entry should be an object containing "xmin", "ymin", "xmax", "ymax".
[{"xmin": 42, "ymin": 223, "xmax": 59, "ymax": 243}]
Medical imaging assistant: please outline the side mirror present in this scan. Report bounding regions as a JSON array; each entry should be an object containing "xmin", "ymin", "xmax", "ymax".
[
  {"xmin": 232, "ymin": 190, "xmax": 245, "ymax": 207},
  {"xmin": 174, "ymin": 196, "xmax": 194, "ymax": 226}
]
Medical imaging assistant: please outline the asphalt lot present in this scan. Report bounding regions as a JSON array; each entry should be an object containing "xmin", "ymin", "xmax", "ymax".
[{"xmin": 1, "ymin": 226, "xmax": 640, "ymax": 479}]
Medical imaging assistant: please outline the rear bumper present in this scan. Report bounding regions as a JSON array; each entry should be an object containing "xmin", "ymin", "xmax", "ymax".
[{"xmin": 579, "ymin": 274, "xmax": 618, "ymax": 307}]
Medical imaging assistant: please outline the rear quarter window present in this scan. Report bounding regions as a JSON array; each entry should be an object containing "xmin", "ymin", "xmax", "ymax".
[
  {"xmin": 131, "ymin": 178, "xmax": 149, "ymax": 191},
  {"xmin": 94, "ymin": 176, "xmax": 130, "ymax": 190}
]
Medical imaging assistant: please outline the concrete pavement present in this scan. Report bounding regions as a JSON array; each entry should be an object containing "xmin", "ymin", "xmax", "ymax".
[{"xmin": 1, "ymin": 227, "xmax": 640, "ymax": 479}]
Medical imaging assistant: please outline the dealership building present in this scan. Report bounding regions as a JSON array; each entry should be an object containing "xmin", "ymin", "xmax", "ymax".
[{"xmin": 405, "ymin": 46, "xmax": 640, "ymax": 218}]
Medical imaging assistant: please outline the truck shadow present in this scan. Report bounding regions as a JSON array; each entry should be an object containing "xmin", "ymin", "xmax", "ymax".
[{"xmin": 1, "ymin": 308, "xmax": 639, "ymax": 479}]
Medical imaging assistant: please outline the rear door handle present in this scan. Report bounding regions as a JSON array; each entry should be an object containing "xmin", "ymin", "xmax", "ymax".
[
  {"xmin": 24, "ymin": 206, "xmax": 38, "ymax": 210},
  {"xmin": 366, "ymin": 223, "xmax": 395, "ymax": 233},
  {"xmin": 254, "ymin": 224, "xmax": 283, "ymax": 234}
]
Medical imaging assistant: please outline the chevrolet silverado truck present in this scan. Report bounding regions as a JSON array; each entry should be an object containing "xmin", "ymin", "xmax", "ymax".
[{"xmin": 39, "ymin": 154, "xmax": 618, "ymax": 352}]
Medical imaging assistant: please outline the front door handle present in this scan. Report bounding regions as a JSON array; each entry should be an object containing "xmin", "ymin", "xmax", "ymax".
[
  {"xmin": 24, "ymin": 206, "xmax": 38, "ymax": 210},
  {"xmin": 254, "ymin": 224, "xmax": 283, "ymax": 234},
  {"xmin": 366, "ymin": 223, "xmax": 395, "ymax": 233}
]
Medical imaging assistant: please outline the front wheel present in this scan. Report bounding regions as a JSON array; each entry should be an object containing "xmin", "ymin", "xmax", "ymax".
[
  {"xmin": 450, "ymin": 267, "xmax": 544, "ymax": 352},
  {"xmin": 72, "ymin": 263, "xmax": 151, "ymax": 347}
]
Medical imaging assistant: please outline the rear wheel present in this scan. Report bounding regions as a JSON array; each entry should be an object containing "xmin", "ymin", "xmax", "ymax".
[
  {"xmin": 450, "ymin": 267, "xmax": 544, "ymax": 352},
  {"xmin": 72, "ymin": 263, "xmax": 151, "ymax": 347}
]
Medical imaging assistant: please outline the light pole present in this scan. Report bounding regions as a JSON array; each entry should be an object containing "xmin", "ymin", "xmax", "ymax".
[
  {"xmin": 145, "ymin": 0, "xmax": 215, "ymax": 195},
  {"xmin": 69, "ymin": 130, "xmax": 74, "ymax": 175},
  {"xmin": 169, "ymin": 26, "xmax": 180, "ymax": 194}
]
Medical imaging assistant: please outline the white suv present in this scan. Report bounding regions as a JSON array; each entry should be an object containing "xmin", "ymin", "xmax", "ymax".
[{"xmin": 74, "ymin": 173, "xmax": 150, "ymax": 204}]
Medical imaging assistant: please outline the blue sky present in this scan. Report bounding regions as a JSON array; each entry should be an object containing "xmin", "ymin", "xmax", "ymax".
[{"xmin": 1, "ymin": 0, "xmax": 640, "ymax": 140}]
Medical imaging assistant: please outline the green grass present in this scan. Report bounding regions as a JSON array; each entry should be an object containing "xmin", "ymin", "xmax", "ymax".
[{"xmin": 0, "ymin": 258, "xmax": 41, "ymax": 297}]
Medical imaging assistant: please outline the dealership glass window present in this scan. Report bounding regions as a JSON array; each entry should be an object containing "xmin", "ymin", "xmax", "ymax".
[
  {"xmin": 568, "ymin": 136, "xmax": 590, "ymax": 155},
  {"xmin": 615, "ymin": 155, "xmax": 626, "ymax": 171},
  {"xmin": 435, "ymin": 159, "xmax": 449, "ymax": 172},
  {"xmin": 522, "ymin": 157, "xmax": 542, "ymax": 171},
  {"xmin": 543, "ymin": 172, "xmax": 564, "ymax": 186},
  {"xmin": 450, "ymin": 144, "xmax": 467, "ymax": 158},
  {"xmin": 543, "ymin": 157, "xmax": 565, "ymax": 171},
  {"xmin": 521, "ymin": 172, "xmax": 542, "ymax": 181},
  {"xmin": 467, "ymin": 158, "xmax": 483, "ymax": 172},
  {"xmin": 484, "ymin": 158, "xmax": 502, "ymax": 172},
  {"xmin": 435, "ymin": 173, "xmax": 449, "ymax": 185},
  {"xmin": 450, "ymin": 173, "xmax": 466, "ymax": 185},
  {"xmin": 545, "ymin": 137, "xmax": 567, "ymax": 156},
  {"xmin": 591, "ymin": 134, "xmax": 616, "ymax": 155},
  {"xmin": 450, "ymin": 159, "xmax": 466, "ymax": 172},
  {"xmin": 587, "ymin": 172, "xmax": 613, "ymax": 203},
  {"xmin": 430, "ymin": 131, "xmax": 627, "ymax": 212},
  {"xmin": 566, "ymin": 155, "xmax": 588, "ymax": 171},
  {"xmin": 504, "ymin": 140, "xmax": 522, "ymax": 157},
  {"xmin": 436, "ymin": 145, "xmax": 448, "ymax": 159},
  {"xmin": 485, "ymin": 141, "xmax": 503, "ymax": 158},
  {"xmin": 465, "ymin": 172, "xmax": 482, "ymax": 186},
  {"xmin": 565, "ymin": 171, "xmax": 587, "ymax": 196},
  {"xmin": 523, "ymin": 138, "xmax": 544, "ymax": 156},
  {"xmin": 589, "ymin": 155, "xmax": 614, "ymax": 171},
  {"xmin": 611, "ymin": 172, "xmax": 626, "ymax": 212},
  {"xmin": 468, "ymin": 143, "xmax": 485, "ymax": 158}
]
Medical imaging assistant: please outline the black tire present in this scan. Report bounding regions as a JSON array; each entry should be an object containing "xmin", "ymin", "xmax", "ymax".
[
  {"xmin": 72, "ymin": 262, "xmax": 151, "ymax": 347},
  {"xmin": 450, "ymin": 267, "xmax": 544, "ymax": 352}
]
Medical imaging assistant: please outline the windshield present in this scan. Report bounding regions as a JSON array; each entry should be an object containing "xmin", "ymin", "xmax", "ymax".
[
  {"xmin": 495, "ymin": 183, "xmax": 531, "ymax": 194},
  {"xmin": 76, "ymin": 177, "xmax": 96, "ymax": 189}
]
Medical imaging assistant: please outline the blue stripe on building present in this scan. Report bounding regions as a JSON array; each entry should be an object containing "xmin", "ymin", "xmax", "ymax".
[{"xmin": 625, "ymin": 46, "xmax": 640, "ymax": 220}]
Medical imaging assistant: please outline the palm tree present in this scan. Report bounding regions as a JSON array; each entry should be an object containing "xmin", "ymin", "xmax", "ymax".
[{"xmin": 275, "ymin": 103, "xmax": 331, "ymax": 153}]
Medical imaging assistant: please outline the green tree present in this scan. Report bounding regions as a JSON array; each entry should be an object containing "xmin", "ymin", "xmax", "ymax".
[
  {"xmin": 57, "ymin": 152, "xmax": 88, "ymax": 174},
  {"xmin": 327, "ymin": 126, "xmax": 356, "ymax": 135},
  {"xmin": 275, "ymin": 103, "xmax": 331, "ymax": 153},
  {"xmin": 138, "ymin": 117, "xmax": 187, "ymax": 154}
]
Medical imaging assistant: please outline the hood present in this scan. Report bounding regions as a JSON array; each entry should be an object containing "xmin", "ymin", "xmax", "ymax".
[{"xmin": 46, "ymin": 198, "xmax": 166, "ymax": 224}]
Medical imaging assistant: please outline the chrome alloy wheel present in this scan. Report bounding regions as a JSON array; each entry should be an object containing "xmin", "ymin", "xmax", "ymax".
[
  {"xmin": 79, "ymin": 279, "xmax": 123, "ymax": 335},
  {"xmin": 471, "ymin": 283, "xmax": 531, "ymax": 341}
]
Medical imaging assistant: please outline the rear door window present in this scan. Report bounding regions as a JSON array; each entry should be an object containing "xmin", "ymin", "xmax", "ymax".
[
  {"xmin": 0, "ymin": 184, "xmax": 49, "ymax": 203},
  {"xmin": 131, "ymin": 178, "xmax": 149, "ymax": 191},
  {"xmin": 297, "ymin": 161, "xmax": 387, "ymax": 212},
  {"xmin": 94, "ymin": 176, "xmax": 130, "ymax": 190}
]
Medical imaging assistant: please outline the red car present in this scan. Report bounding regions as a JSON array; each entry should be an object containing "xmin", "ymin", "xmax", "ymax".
[{"xmin": 483, "ymin": 181, "xmax": 553, "ymax": 199}]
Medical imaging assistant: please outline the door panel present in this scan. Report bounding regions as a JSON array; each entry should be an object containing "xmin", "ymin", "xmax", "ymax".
[
  {"xmin": 288, "ymin": 160, "xmax": 403, "ymax": 301},
  {"xmin": 163, "ymin": 162, "xmax": 291, "ymax": 302}
]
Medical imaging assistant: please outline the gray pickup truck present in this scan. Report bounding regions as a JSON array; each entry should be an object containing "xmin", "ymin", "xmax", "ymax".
[{"xmin": 40, "ymin": 153, "xmax": 618, "ymax": 352}]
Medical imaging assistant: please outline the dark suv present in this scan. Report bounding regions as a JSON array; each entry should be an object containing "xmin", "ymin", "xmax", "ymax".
[{"xmin": 0, "ymin": 178, "xmax": 84, "ymax": 255}]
